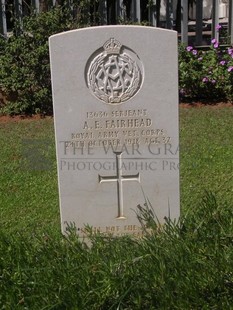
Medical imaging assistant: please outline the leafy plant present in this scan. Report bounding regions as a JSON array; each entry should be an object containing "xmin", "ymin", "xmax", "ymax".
[
  {"xmin": 179, "ymin": 31, "xmax": 233, "ymax": 103},
  {"xmin": 0, "ymin": 2, "xmax": 96, "ymax": 115},
  {"xmin": 0, "ymin": 7, "xmax": 233, "ymax": 115}
]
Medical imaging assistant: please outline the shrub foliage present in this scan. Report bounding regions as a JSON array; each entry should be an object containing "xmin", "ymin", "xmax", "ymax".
[
  {"xmin": 179, "ymin": 42, "xmax": 233, "ymax": 102},
  {"xmin": 0, "ymin": 3, "xmax": 94, "ymax": 115},
  {"xmin": 0, "ymin": 6, "xmax": 232, "ymax": 115}
]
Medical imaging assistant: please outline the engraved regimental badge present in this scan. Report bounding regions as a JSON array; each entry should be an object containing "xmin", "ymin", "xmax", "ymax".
[{"xmin": 86, "ymin": 38, "xmax": 143, "ymax": 104}]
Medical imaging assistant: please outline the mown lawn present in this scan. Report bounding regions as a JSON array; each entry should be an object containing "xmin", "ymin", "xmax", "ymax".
[
  {"xmin": 180, "ymin": 105, "xmax": 233, "ymax": 210},
  {"xmin": 0, "ymin": 117, "xmax": 59, "ymax": 235},
  {"xmin": 0, "ymin": 106, "xmax": 233, "ymax": 309},
  {"xmin": 0, "ymin": 106, "xmax": 232, "ymax": 233}
]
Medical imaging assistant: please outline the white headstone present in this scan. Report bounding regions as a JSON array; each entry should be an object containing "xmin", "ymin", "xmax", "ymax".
[{"xmin": 49, "ymin": 26, "xmax": 179, "ymax": 237}]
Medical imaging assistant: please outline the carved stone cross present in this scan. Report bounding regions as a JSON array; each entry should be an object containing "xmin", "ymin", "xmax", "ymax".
[{"xmin": 98, "ymin": 151, "xmax": 140, "ymax": 219}]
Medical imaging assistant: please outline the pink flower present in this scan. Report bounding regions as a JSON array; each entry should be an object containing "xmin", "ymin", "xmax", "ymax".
[
  {"xmin": 211, "ymin": 38, "xmax": 219, "ymax": 48},
  {"xmin": 228, "ymin": 66, "xmax": 233, "ymax": 72},
  {"xmin": 220, "ymin": 60, "xmax": 226, "ymax": 66},
  {"xmin": 227, "ymin": 48, "xmax": 233, "ymax": 56},
  {"xmin": 186, "ymin": 46, "xmax": 193, "ymax": 52},
  {"xmin": 192, "ymin": 49, "xmax": 198, "ymax": 55},
  {"xmin": 216, "ymin": 24, "xmax": 222, "ymax": 31},
  {"xmin": 202, "ymin": 77, "xmax": 209, "ymax": 83},
  {"xmin": 198, "ymin": 57, "xmax": 203, "ymax": 61}
]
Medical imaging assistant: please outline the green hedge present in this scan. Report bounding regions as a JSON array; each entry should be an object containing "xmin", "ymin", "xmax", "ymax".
[
  {"xmin": 0, "ymin": 5, "xmax": 91, "ymax": 115},
  {"xmin": 0, "ymin": 8, "xmax": 232, "ymax": 115}
]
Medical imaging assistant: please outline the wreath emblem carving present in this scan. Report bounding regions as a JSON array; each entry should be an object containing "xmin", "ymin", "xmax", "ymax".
[{"xmin": 86, "ymin": 38, "xmax": 143, "ymax": 104}]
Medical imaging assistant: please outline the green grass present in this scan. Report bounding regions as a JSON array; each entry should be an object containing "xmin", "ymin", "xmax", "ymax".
[
  {"xmin": 0, "ymin": 106, "xmax": 233, "ymax": 309},
  {"xmin": 0, "ymin": 117, "xmax": 60, "ymax": 235},
  {"xmin": 180, "ymin": 106, "xmax": 233, "ymax": 211},
  {"xmin": 0, "ymin": 107, "xmax": 232, "ymax": 234}
]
